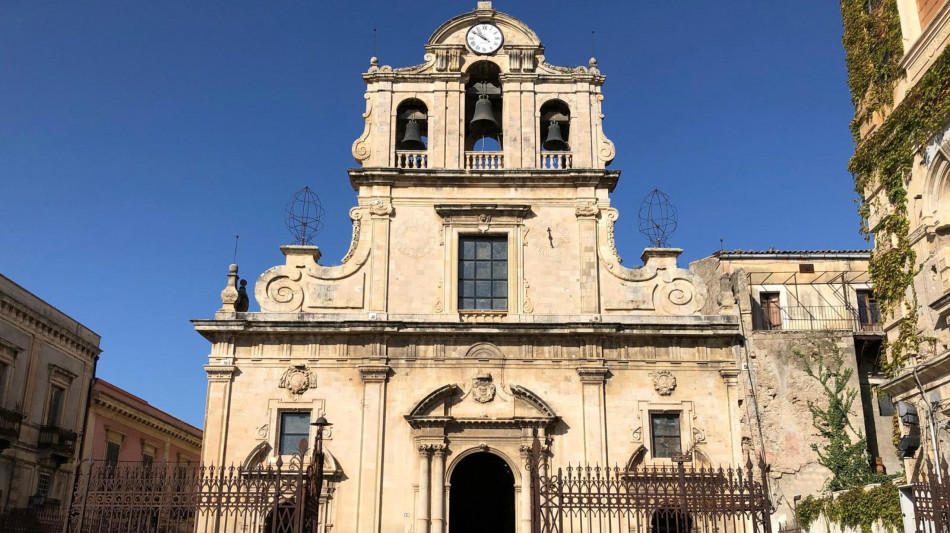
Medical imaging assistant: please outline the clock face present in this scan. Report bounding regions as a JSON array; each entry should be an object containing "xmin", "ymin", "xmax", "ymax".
[{"xmin": 466, "ymin": 23, "xmax": 503, "ymax": 54}]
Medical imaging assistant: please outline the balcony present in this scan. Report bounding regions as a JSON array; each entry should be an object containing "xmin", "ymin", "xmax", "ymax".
[
  {"xmin": 395, "ymin": 150, "xmax": 427, "ymax": 169},
  {"xmin": 539, "ymin": 152, "xmax": 572, "ymax": 169},
  {"xmin": 752, "ymin": 304, "xmax": 882, "ymax": 333},
  {"xmin": 465, "ymin": 151, "xmax": 503, "ymax": 170},
  {"xmin": 0, "ymin": 406, "xmax": 24, "ymax": 450},
  {"xmin": 38, "ymin": 425, "xmax": 78, "ymax": 462}
]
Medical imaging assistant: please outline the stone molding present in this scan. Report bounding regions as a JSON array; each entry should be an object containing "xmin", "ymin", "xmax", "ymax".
[
  {"xmin": 92, "ymin": 393, "xmax": 202, "ymax": 449},
  {"xmin": 576, "ymin": 366, "xmax": 609, "ymax": 384},
  {"xmin": 358, "ymin": 365, "xmax": 391, "ymax": 383},
  {"xmin": 0, "ymin": 296, "xmax": 101, "ymax": 361},
  {"xmin": 204, "ymin": 364, "xmax": 237, "ymax": 382}
]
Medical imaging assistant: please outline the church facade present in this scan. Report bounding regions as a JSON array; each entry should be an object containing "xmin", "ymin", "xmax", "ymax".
[{"xmin": 195, "ymin": 4, "xmax": 751, "ymax": 533}]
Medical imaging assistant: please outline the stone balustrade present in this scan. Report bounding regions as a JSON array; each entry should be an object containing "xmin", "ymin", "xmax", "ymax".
[
  {"xmin": 465, "ymin": 151, "xmax": 504, "ymax": 170},
  {"xmin": 395, "ymin": 150, "xmax": 428, "ymax": 169},
  {"xmin": 540, "ymin": 152, "xmax": 572, "ymax": 169}
]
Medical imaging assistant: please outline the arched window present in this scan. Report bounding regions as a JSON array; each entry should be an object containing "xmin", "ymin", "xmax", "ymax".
[
  {"xmin": 540, "ymin": 99, "xmax": 570, "ymax": 152},
  {"xmin": 395, "ymin": 98, "xmax": 428, "ymax": 151},
  {"xmin": 465, "ymin": 61, "xmax": 502, "ymax": 152}
]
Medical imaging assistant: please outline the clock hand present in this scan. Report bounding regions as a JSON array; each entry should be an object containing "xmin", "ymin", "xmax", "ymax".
[{"xmin": 474, "ymin": 28, "xmax": 489, "ymax": 40}]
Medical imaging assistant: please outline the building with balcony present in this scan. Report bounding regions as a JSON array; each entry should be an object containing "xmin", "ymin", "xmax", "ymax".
[
  {"xmin": 692, "ymin": 250, "xmax": 897, "ymax": 523},
  {"xmin": 80, "ymin": 379, "xmax": 201, "ymax": 470},
  {"xmin": 842, "ymin": 0, "xmax": 950, "ymax": 468},
  {"xmin": 0, "ymin": 274, "xmax": 100, "ymax": 511}
]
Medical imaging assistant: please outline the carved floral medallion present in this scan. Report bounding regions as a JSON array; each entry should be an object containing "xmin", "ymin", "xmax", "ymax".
[
  {"xmin": 279, "ymin": 365, "xmax": 316, "ymax": 395},
  {"xmin": 651, "ymin": 370, "xmax": 677, "ymax": 396},
  {"xmin": 472, "ymin": 373, "xmax": 496, "ymax": 403}
]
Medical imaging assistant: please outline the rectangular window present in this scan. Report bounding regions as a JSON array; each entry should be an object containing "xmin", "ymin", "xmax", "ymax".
[
  {"xmin": 458, "ymin": 236, "xmax": 507, "ymax": 311},
  {"xmin": 279, "ymin": 412, "xmax": 311, "ymax": 455},
  {"xmin": 651, "ymin": 413, "xmax": 682, "ymax": 459},
  {"xmin": 759, "ymin": 292, "xmax": 782, "ymax": 330},
  {"xmin": 0, "ymin": 362, "xmax": 8, "ymax": 405},
  {"xmin": 142, "ymin": 453, "xmax": 154, "ymax": 470},
  {"xmin": 856, "ymin": 290, "xmax": 880, "ymax": 328},
  {"xmin": 36, "ymin": 473, "xmax": 51, "ymax": 497},
  {"xmin": 105, "ymin": 441, "xmax": 121, "ymax": 468},
  {"xmin": 45, "ymin": 386, "xmax": 64, "ymax": 426}
]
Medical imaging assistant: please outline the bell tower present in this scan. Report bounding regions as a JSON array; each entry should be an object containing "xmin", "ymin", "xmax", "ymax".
[{"xmin": 351, "ymin": 1, "xmax": 615, "ymax": 171}]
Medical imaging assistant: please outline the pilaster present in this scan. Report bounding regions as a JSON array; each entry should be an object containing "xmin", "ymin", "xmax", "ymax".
[
  {"xmin": 575, "ymin": 200, "xmax": 601, "ymax": 314},
  {"xmin": 202, "ymin": 364, "xmax": 237, "ymax": 465},
  {"xmin": 577, "ymin": 366, "xmax": 609, "ymax": 465},
  {"xmin": 356, "ymin": 365, "xmax": 391, "ymax": 533},
  {"xmin": 719, "ymin": 368, "xmax": 742, "ymax": 466}
]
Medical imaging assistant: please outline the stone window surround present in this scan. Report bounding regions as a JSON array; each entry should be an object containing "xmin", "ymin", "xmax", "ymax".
[
  {"xmin": 265, "ymin": 397, "xmax": 329, "ymax": 460},
  {"xmin": 0, "ymin": 340, "xmax": 17, "ymax": 408},
  {"xmin": 636, "ymin": 399, "xmax": 696, "ymax": 463},
  {"xmin": 435, "ymin": 204, "xmax": 530, "ymax": 317}
]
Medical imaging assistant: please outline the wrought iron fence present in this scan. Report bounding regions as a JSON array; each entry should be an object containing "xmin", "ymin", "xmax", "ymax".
[
  {"xmin": 529, "ymin": 445, "xmax": 773, "ymax": 533},
  {"xmin": 912, "ymin": 456, "xmax": 950, "ymax": 533},
  {"xmin": 0, "ymin": 507, "xmax": 66, "ymax": 533},
  {"xmin": 66, "ymin": 442, "xmax": 326, "ymax": 533}
]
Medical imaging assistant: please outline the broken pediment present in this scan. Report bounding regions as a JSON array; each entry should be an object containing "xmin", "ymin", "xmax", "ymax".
[{"xmin": 406, "ymin": 381, "xmax": 558, "ymax": 429}]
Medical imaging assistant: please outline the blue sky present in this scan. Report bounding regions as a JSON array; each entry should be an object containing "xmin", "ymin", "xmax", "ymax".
[{"xmin": 0, "ymin": 1, "xmax": 864, "ymax": 428}]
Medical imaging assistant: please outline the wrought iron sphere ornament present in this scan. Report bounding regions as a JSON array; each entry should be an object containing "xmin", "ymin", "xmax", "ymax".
[
  {"xmin": 637, "ymin": 189, "xmax": 678, "ymax": 248},
  {"xmin": 285, "ymin": 186, "xmax": 325, "ymax": 245}
]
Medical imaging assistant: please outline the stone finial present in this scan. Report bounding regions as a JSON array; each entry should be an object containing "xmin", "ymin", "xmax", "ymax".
[
  {"xmin": 219, "ymin": 264, "xmax": 240, "ymax": 312},
  {"xmin": 589, "ymin": 57, "xmax": 600, "ymax": 74}
]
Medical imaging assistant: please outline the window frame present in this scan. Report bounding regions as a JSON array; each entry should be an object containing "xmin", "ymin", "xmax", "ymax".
[
  {"xmin": 650, "ymin": 412, "xmax": 683, "ymax": 460},
  {"xmin": 457, "ymin": 234, "xmax": 509, "ymax": 311},
  {"xmin": 45, "ymin": 385, "xmax": 66, "ymax": 427},
  {"xmin": 278, "ymin": 410, "xmax": 312, "ymax": 456}
]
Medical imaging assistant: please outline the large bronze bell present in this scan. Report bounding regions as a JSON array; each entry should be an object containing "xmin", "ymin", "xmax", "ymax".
[
  {"xmin": 400, "ymin": 119, "xmax": 425, "ymax": 150},
  {"xmin": 543, "ymin": 120, "xmax": 568, "ymax": 151},
  {"xmin": 470, "ymin": 95, "xmax": 499, "ymax": 134}
]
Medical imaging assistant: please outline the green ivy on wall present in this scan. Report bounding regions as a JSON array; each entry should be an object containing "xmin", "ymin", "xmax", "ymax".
[
  {"xmin": 842, "ymin": 0, "xmax": 950, "ymax": 374},
  {"xmin": 795, "ymin": 482, "xmax": 903, "ymax": 533}
]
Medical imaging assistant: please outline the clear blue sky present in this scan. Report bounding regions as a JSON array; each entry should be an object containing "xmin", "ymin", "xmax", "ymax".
[{"xmin": 0, "ymin": 1, "xmax": 864, "ymax": 428}]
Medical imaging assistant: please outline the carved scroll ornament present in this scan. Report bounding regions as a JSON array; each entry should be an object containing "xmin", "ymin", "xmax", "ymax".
[{"xmin": 351, "ymin": 93, "xmax": 373, "ymax": 163}]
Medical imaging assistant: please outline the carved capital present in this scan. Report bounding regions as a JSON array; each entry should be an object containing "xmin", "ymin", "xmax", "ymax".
[
  {"xmin": 369, "ymin": 199, "xmax": 394, "ymax": 218},
  {"xmin": 719, "ymin": 369, "xmax": 740, "ymax": 386},
  {"xmin": 576, "ymin": 366, "xmax": 609, "ymax": 384},
  {"xmin": 359, "ymin": 365, "xmax": 391, "ymax": 383},
  {"xmin": 418, "ymin": 444, "xmax": 434, "ymax": 457},
  {"xmin": 574, "ymin": 200, "xmax": 600, "ymax": 218},
  {"xmin": 431, "ymin": 444, "xmax": 447, "ymax": 457},
  {"xmin": 205, "ymin": 364, "xmax": 237, "ymax": 383}
]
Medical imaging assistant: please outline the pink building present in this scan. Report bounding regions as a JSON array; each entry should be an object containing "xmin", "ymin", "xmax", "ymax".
[{"xmin": 81, "ymin": 379, "xmax": 201, "ymax": 467}]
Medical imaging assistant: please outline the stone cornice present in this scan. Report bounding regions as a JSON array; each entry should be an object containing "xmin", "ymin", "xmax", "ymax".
[
  {"xmin": 93, "ymin": 394, "xmax": 202, "ymax": 449},
  {"xmin": 576, "ymin": 366, "xmax": 610, "ymax": 383},
  {"xmin": 348, "ymin": 168, "xmax": 621, "ymax": 192},
  {"xmin": 204, "ymin": 364, "xmax": 237, "ymax": 382},
  {"xmin": 358, "ymin": 364, "xmax": 391, "ymax": 382},
  {"xmin": 0, "ymin": 296, "xmax": 101, "ymax": 361},
  {"xmin": 879, "ymin": 350, "xmax": 950, "ymax": 398}
]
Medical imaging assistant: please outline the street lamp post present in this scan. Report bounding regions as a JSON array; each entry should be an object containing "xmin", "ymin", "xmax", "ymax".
[{"xmin": 309, "ymin": 416, "xmax": 332, "ymax": 531}]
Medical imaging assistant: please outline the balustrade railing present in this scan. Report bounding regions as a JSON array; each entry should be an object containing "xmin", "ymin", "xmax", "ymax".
[
  {"xmin": 465, "ymin": 151, "xmax": 504, "ymax": 170},
  {"xmin": 540, "ymin": 152, "xmax": 572, "ymax": 169},
  {"xmin": 0, "ymin": 406, "xmax": 23, "ymax": 442},
  {"xmin": 395, "ymin": 150, "xmax": 427, "ymax": 169},
  {"xmin": 37, "ymin": 425, "xmax": 77, "ymax": 458}
]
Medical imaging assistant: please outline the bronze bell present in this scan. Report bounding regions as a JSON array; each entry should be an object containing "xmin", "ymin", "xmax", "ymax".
[
  {"xmin": 543, "ymin": 120, "xmax": 568, "ymax": 151},
  {"xmin": 470, "ymin": 95, "xmax": 499, "ymax": 134},
  {"xmin": 400, "ymin": 119, "xmax": 425, "ymax": 150}
]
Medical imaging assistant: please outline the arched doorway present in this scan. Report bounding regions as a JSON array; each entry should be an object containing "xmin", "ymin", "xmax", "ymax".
[
  {"xmin": 449, "ymin": 452, "xmax": 515, "ymax": 533},
  {"xmin": 650, "ymin": 509, "xmax": 692, "ymax": 533}
]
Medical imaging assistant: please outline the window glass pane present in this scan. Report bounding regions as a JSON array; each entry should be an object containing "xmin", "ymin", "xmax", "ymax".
[
  {"xmin": 476, "ymin": 298, "xmax": 491, "ymax": 310},
  {"xmin": 462, "ymin": 239, "xmax": 475, "ymax": 260},
  {"xmin": 106, "ymin": 442, "xmax": 121, "ymax": 467},
  {"xmin": 476, "ymin": 281, "xmax": 492, "ymax": 298},
  {"xmin": 461, "ymin": 298, "xmax": 475, "ymax": 309},
  {"xmin": 476, "ymin": 261, "xmax": 492, "ymax": 279},
  {"xmin": 47, "ymin": 387, "xmax": 64, "ymax": 426},
  {"xmin": 461, "ymin": 281, "xmax": 475, "ymax": 298},
  {"xmin": 493, "ymin": 281, "xmax": 507, "ymax": 297},
  {"xmin": 492, "ymin": 261, "xmax": 506, "ymax": 279},
  {"xmin": 492, "ymin": 240, "xmax": 507, "ymax": 259},
  {"xmin": 476, "ymin": 241, "xmax": 492, "ymax": 260},
  {"xmin": 462, "ymin": 261, "xmax": 475, "ymax": 279},
  {"xmin": 280, "ymin": 412, "xmax": 310, "ymax": 455},
  {"xmin": 651, "ymin": 413, "xmax": 681, "ymax": 458},
  {"xmin": 492, "ymin": 298, "xmax": 507, "ymax": 310}
]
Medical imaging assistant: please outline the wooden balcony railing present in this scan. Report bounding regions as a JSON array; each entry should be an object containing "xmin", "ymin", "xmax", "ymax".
[
  {"xmin": 395, "ymin": 150, "xmax": 427, "ymax": 169},
  {"xmin": 0, "ymin": 406, "xmax": 23, "ymax": 444},
  {"xmin": 540, "ymin": 152, "xmax": 572, "ymax": 169},
  {"xmin": 38, "ymin": 425, "xmax": 78, "ymax": 459},
  {"xmin": 465, "ymin": 151, "xmax": 503, "ymax": 170}
]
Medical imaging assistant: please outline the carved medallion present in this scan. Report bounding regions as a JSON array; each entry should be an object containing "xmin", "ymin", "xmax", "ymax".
[
  {"xmin": 651, "ymin": 370, "xmax": 677, "ymax": 396},
  {"xmin": 279, "ymin": 365, "xmax": 316, "ymax": 395},
  {"xmin": 395, "ymin": 219, "xmax": 437, "ymax": 258},
  {"xmin": 472, "ymin": 373, "xmax": 496, "ymax": 403}
]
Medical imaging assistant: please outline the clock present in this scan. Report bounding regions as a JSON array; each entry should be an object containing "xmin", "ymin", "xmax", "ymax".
[{"xmin": 466, "ymin": 23, "xmax": 503, "ymax": 55}]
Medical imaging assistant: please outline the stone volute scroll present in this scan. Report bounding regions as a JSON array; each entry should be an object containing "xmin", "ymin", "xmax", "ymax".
[{"xmin": 255, "ymin": 206, "xmax": 371, "ymax": 313}]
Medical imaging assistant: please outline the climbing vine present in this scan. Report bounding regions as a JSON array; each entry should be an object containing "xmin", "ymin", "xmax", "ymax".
[
  {"xmin": 795, "ymin": 483, "xmax": 903, "ymax": 533},
  {"xmin": 842, "ymin": 0, "xmax": 950, "ymax": 374}
]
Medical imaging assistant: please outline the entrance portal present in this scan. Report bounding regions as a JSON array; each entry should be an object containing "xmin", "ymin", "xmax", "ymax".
[{"xmin": 449, "ymin": 452, "xmax": 515, "ymax": 533}]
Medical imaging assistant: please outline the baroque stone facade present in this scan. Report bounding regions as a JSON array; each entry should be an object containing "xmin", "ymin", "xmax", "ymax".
[{"xmin": 195, "ymin": 4, "xmax": 748, "ymax": 533}]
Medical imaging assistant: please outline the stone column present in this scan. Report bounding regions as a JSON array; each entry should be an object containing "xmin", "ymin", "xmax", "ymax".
[
  {"xmin": 429, "ymin": 444, "xmax": 447, "ymax": 533},
  {"xmin": 356, "ymin": 365, "xmax": 391, "ymax": 533},
  {"xmin": 518, "ymin": 445, "xmax": 533, "ymax": 533},
  {"xmin": 202, "ymin": 363, "xmax": 237, "ymax": 465},
  {"xmin": 577, "ymin": 366, "xmax": 610, "ymax": 465},
  {"xmin": 415, "ymin": 445, "xmax": 432, "ymax": 533},
  {"xmin": 720, "ymin": 369, "xmax": 742, "ymax": 466},
  {"xmin": 575, "ymin": 200, "xmax": 601, "ymax": 314}
]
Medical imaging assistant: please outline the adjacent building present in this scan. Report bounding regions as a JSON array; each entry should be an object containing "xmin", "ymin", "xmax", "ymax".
[
  {"xmin": 0, "ymin": 274, "xmax": 100, "ymax": 510},
  {"xmin": 844, "ymin": 0, "xmax": 950, "ymax": 467},
  {"xmin": 80, "ymin": 379, "xmax": 202, "ymax": 470}
]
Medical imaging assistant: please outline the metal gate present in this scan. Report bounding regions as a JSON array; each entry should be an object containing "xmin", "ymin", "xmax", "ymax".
[
  {"xmin": 912, "ymin": 456, "xmax": 950, "ymax": 533},
  {"xmin": 66, "ymin": 442, "xmax": 326, "ymax": 533},
  {"xmin": 527, "ymin": 440, "xmax": 773, "ymax": 533}
]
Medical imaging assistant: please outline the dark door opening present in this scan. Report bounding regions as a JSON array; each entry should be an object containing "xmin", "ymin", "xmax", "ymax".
[
  {"xmin": 651, "ymin": 509, "xmax": 692, "ymax": 533},
  {"xmin": 449, "ymin": 452, "xmax": 515, "ymax": 533}
]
